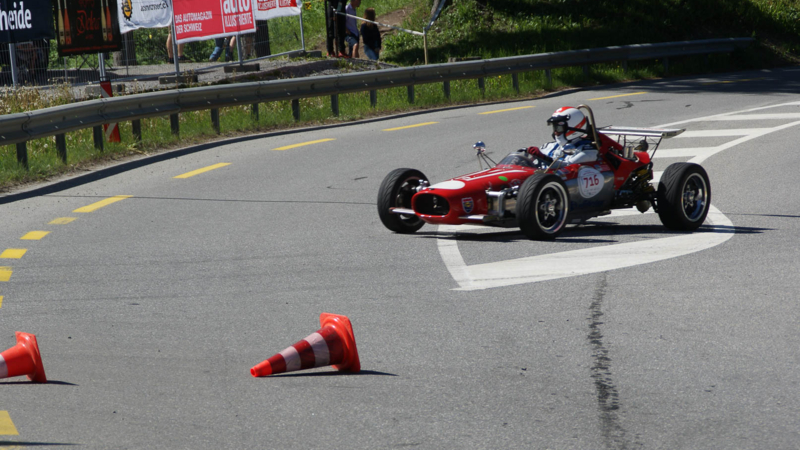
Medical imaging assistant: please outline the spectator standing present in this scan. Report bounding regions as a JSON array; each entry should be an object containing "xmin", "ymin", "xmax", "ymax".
[
  {"xmin": 360, "ymin": 8, "xmax": 381, "ymax": 61},
  {"xmin": 166, "ymin": 32, "xmax": 186, "ymax": 63},
  {"xmin": 345, "ymin": 0, "xmax": 361, "ymax": 58},
  {"xmin": 209, "ymin": 38, "xmax": 226, "ymax": 61},
  {"xmin": 325, "ymin": 0, "xmax": 346, "ymax": 57}
]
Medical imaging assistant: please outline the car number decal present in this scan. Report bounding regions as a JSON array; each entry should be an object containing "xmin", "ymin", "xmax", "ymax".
[{"xmin": 578, "ymin": 167, "xmax": 604, "ymax": 198}]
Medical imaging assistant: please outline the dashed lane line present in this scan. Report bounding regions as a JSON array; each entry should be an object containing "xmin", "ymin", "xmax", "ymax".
[
  {"xmin": 587, "ymin": 92, "xmax": 648, "ymax": 101},
  {"xmin": 174, "ymin": 163, "xmax": 232, "ymax": 179},
  {"xmin": 49, "ymin": 217, "xmax": 77, "ymax": 225},
  {"xmin": 0, "ymin": 411, "xmax": 19, "ymax": 435},
  {"xmin": 273, "ymin": 138, "xmax": 335, "ymax": 151},
  {"xmin": 383, "ymin": 122, "xmax": 438, "ymax": 131},
  {"xmin": 20, "ymin": 231, "xmax": 49, "ymax": 241},
  {"xmin": 0, "ymin": 249, "xmax": 26, "ymax": 259},
  {"xmin": 479, "ymin": 106, "xmax": 534, "ymax": 115},
  {"xmin": 0, "ymin": 267, "xmax": 11, "ymax": 282},
  {"xmin": 73, "ymin": 195, "xmax": 133, "ymax": 213}
]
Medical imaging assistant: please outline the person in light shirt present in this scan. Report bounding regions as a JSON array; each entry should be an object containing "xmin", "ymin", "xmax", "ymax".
[{"xmin": 344, "ymin": 0, "xmax": 361, "ymax": 58}]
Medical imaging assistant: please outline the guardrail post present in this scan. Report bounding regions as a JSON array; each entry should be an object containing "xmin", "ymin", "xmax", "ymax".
[
  {"xmin": 545, "ymin": 69, "xmax": 552, "ymax": 86},
  {"xmin": 132, "ymin": 119, "xmax": 142, "ymax": 143},
  {"xmin": 478, "ymin": 77, "xmax": 485, "ymax": 95},
  {"xmin": 583, "ymin": 65, "xmax": 589, "ymax": 76},
  {"xmin": 170, "ymin": 113, "xmax": 180, "ymax": 136},
  {"xmin": 252, "ymin": 104, "xmax": 259, "ymax": 122},
  {"xmin": 292, "ymin": 99, "xmax": 300, "ymax": 121},
  {"xmin": 663, "ymin": 57, "xmax": 670, "ymax": 75},
  {"xmin": 331, "ymin": 94, "xmax": 339, "ymax": 116},
  {"xmin": 512, "ymin": 73, "xmax": 519, "ymax": 94},
  {"xmin": 369, "ymin": 90, "xmax": 377, "ymax": 107},
  {"xmin": 407, "ymin": 85, "xmax": 415, "ymax": 104},
  {"xmin": 16, "ymin": 142, "xmax": 28, "ymax": 169},
  {"xmin": 622, "ymin": 60, "xmax": 628, "ymax": 74},
  {"xmin": 443, "ymin": 81, "xmax": 450, "ymax": 99},
  {"xmin": 93, "ymin": 126, "xmax": 104, "ymax": 151},
  {"xmin": 55, "ymin": 134, "xmax": 67, "ymax": 163},
  {"xmin": 211, "ymin": 109, "xmax": 221, "ymax": 134}
]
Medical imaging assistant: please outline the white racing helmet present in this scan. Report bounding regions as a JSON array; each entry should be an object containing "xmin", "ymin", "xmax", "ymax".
[{"xmin": 547, "ymin": 106, "xmax": 587, "ymax": 145}]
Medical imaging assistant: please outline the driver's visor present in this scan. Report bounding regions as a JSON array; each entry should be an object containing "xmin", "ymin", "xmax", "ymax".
[{"xmin": 547, "ymin": 117, "xmax": 569, "ymax": 135}]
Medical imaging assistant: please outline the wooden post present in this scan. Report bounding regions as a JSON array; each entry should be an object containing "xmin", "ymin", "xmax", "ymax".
[
  {"xmin": 292, "ymin": 99, "xmax": 300, "ymax": 121},
  {"xmin": 211, "ymin": 109, "xmax": 221, "ymax": 134},
  {"xmin": 331, "ymin": 94, "xmax": 339, "ymax": 116},
  {"xmin": 170, "ymin": 113, "xmax": 180, "ymax": 136},
  {"xmin": 132, "ymin": 119, "xmax": 142, "ymax": 143},
  {"xmin": 93, "ymin": 126, "xmax": 104, "ymax": 151},
  {"xmin": 443, "ymin": 80, "xmax": 450, "ymax": 99},
  {"xmin": 55, "ymin": 134, "xmax": 67, "ymax": 163},
  {"xmin": 369, "ymin": 90, "xmax": 377, "ymax": 107},
  {"xmin": 252, "ymin": 103, "xmax": 259, "ymax": 122},
  {"xmin": 407, "ymin": 85, "xmax": 415, "ymax": 104},
  {"xmin": 16, "ymin": 142, "xmax": 28, "ymax": 169},
  {"xmin": 512, "ymin": 73, "xmax": 519, "ymax": 94},
  {"xmin": 545, "ymin": 69, "xmax": 552, "ymax": 86},
  {"xmin": 478, "ymin": 77, "xmax": 485, "ymax": 95},
  {"xmin": 663, "ymin": 57, "xmax": 670, "ymax": 75}
]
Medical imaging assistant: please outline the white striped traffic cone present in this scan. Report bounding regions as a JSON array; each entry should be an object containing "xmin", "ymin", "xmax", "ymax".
[
  {"xmin": 251, "ymin": 313, "xmax": 360, "ymax": 377},
  {"xmin": 0, "ymin": 332, "xmax": 47, "ymax": 383}
]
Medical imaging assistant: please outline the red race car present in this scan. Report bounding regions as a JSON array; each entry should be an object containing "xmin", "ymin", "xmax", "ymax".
[{"xmin": 377, "ymin": 105, "xmax": 711, "ymax": 240}]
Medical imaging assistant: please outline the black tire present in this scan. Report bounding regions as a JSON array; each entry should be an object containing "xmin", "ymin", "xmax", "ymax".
[
  {"xmin": 377, "ymin": 168, "xmax": 427, "ymax": 233},
  {"xmin": 657, "ymin": 162, "xmax": 711, "ymax": 231},
  {"xmin": 516, "ymin": 173, "xmax": 570, "ymax": 240}
]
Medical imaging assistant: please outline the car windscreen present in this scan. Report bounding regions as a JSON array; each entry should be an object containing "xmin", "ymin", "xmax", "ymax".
[{"xmin": 497, "ymin": 152, "xmax": 536, "ymax": 169}]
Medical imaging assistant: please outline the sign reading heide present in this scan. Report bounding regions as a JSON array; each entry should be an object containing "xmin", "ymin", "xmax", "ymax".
[
  {"xmin": 173, "ymin": 0, "xmax": 255, "ymax": 44},
  {"xmin": 118, "ymin": 0, "xmax": 173, "ymax": 34},
  {"xmin": 0, "ymin": 0, "xmax": 55, "ymax": 43},
  {"xmin": 255, "ymin": 0, "xmax": 302, "ymax": 21}
]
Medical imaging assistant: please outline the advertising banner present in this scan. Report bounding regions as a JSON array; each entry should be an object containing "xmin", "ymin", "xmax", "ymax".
[
  {"xmin": 118, "ymin": 0, "xmax": 172, "ymax": 34},
  {"xmin": 255, "ymin": 0, "xmax": 301, "ymax": 21},
  {"xmin": 172, "ymin": 0, "xmax": 255, "ymax": 45},
  {"xmin": 54, "ymin": 0, "xmax": 122, "ymax": 56},
  {"xmin": 0, "ymin": 0, "xmax": 55, "ymax": 44}
]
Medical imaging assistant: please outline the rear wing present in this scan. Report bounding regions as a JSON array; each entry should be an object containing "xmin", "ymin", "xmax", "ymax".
[{"xmin": 597, "ymin": 126, "xmax": 686, "ymax": 158}]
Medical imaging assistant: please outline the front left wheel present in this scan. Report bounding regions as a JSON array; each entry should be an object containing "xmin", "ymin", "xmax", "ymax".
[
  {"xmin": 377, "ymin": 168, "xmax": 427, "ymax": 233},
  {"xmin": 516, "ymin": 173, "xmax": 570, "ymax": 240}
]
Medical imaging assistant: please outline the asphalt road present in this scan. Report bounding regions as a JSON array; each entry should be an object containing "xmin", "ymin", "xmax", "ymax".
[{"xmin": 1, "ymin": 66, "xmax": 800, "ymax": 449}]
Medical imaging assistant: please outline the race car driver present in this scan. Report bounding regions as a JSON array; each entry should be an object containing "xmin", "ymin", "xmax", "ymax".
[{"xmin": 528, "ymin": 106, "xmax": 599, "ymax": 169}]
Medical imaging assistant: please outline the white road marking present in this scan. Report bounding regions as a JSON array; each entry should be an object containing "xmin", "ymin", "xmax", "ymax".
[{"xmin": 435, "ymin": 101, "xmax": 800, "ymax": 290}]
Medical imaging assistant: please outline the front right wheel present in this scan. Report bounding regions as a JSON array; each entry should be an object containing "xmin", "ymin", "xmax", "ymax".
[
  {"xmin": 657, "ymin": 162, "xmax": 711, "ymax": 230},
  {"xmin": 516, "ymin": 173, "xmax": 570, "ymax": 240}
]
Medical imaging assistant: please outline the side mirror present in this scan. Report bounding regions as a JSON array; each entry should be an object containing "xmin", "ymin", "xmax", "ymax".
[{"xmin": 473, "ymin": 141, "xmax": 486, "ymax": 153}]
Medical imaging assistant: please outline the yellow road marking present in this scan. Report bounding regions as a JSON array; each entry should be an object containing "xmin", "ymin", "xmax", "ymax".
[
  {"xmin": 20, "ymin": 231, "xmax": 49, "ymax": 241},
  {"xmin": 173, "ymin": 163, "xmax": 232, "ymax": 179},
  {"xmin": 479, "ymin": 106, "xmax": 534, "ymax": 115},
  {"xmin": 0, "ymin": 411, "xmax": 19, "ymax": 435},
  {"xmin": 73, "ymin": 195, "xmax": 133, "ymax": 213},
  {"xmin": 0, "ymin": 267, "xmax": 11, "ymax": 282},
  {"xmin": 273, "ymin": 138, "xmax": 336, "ymax": 151},
  {"xmin": 50, "ymin": 217, "xmax": 76, "ymax": 225},
  {"xmin": 588, "ymin": 91, "xmax": 648, "ymax": 101},
  {"xmin": 0, "ymin": 249, "xmax": 26, "ymax": 259},
  {"xmin": 383, "ymin": 122, "xmax": 439, "ymax": 131},
  {"xmin": 700, "ymin": 77, "xmax": 766, "ymax": 86},
  {"xmin": 0, "ymin": 296, "xmax": 3, "ymax": 309}
]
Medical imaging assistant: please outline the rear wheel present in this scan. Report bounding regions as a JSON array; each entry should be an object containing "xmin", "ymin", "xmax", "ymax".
[
  {"xmin": 516, "ymin": 173, "xmax": 570, "ymax": 240},
  {"xmin": 377, "ymin": 168, "xmax": 427, "ymax": 233},
  {"xmin": 657, "ymin": 163, "xmax": 711, "ymax": 230}
]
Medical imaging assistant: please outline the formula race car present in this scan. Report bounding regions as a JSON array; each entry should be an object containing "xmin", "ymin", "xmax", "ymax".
[{"xmin": 377, "ymin": 105, "xmax": 711, "ymax": 240}]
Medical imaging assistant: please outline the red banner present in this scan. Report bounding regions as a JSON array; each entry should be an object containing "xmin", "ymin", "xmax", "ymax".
[{"xmin": 173, "ymin": 0, "xmax": 256, "ymax": 44}]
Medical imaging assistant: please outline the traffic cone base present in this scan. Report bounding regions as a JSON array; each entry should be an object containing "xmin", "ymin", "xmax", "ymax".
[
  {"xmin": 0, "ymin": 332, "xmax": 46, "ymax": 383},
  {"xmin": 251, "ymin": 313, "xmax": 360, "ymax": 377}
]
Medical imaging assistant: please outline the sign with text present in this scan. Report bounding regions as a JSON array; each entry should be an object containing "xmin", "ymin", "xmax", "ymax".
[
  {"xmin": 172, "ymin": 0, "xmax": 255, "ymax": 44},
  {"xmin": 54, "ymin": 0, "xmax": 122, "ymax": 56},
  {"xmin": 118, "ymin": 0, "xmax": 172, "ymax": 34},
  {"xmin": 0, "ymin": 0, "xmax": 55, "ymax": 43},
  {"xmin": 255, "ymin": 0, "xmax": 301, "ymax": 21}
]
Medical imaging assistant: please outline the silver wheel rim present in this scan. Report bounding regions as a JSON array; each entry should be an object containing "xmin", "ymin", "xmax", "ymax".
[
  {"xmin": 536, "ymin": 181, "xmax": 568, "ymax": 234},
  {"xmin": 682, "ymin": 173, "xmax": 708, "ymax": 222}
]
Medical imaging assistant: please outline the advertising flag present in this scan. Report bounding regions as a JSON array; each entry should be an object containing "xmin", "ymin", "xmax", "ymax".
[
  {"xmin": 118, "ymin": 0, "xmax": 172, "ymax": 34},
  {"xmin": 172, "ymin": 0, "xmax": 255, "ymax": 44},
  {"xmin": 0, "ymin": 0, "xmax": 55, "ymax": 43},
  {"xmin": 255, "ymin": 0, "xmax": 301, "ymax": 21}
]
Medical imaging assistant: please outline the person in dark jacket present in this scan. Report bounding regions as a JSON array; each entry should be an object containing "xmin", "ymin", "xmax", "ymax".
[{"xmin": 360, "ymin": 8, "xmax": 381, "ymax": 60}]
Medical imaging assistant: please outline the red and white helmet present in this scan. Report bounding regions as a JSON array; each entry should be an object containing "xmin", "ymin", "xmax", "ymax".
[{"xmin": 547, "ymin": 106, "xmax": 587, "ymax": 142}]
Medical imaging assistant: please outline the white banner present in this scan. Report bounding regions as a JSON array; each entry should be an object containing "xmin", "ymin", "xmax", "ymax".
[
  {"xmin": 118, "ymin": 0, "xmax": 174, "ymax": 34},
  {"xmin": 255, "ymin": 0, "xmax": 302, "ymax": 20}
]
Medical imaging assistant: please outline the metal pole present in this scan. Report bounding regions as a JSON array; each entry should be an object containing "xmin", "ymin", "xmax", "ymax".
[
  {"xmin": 171, "ymin": 22, "xmax": 180, "ymax": 75},
  {"xmin": 8, "ymin": 44, "xmax": 18, "ymax": 87},
  {"xmin": 237, "ymin": 32, "xmax": 244, "ymax": 65},
  {"xmin": 299, "ymin": 9, "xmax": 306, "ymax": 52},
  {"xmin": 423, "ymin": 30, "xmax": 428, "ymax": 65},
  {"xmin": 99, "ymin": 52, "xmax": 107, "ymax": 81}
]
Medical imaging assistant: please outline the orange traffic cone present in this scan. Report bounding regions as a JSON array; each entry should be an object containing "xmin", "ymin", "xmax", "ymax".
[
  {"xmin": 251, "ymin": 313, "xmax": 360, "ymax": 377},
  {"xmin": 0, "ymin": 332, "xmax": 46, "ymax": 383}
]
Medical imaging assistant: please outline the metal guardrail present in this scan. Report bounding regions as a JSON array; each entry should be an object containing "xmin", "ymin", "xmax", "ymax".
[{"xmin": 1, "ymin": 38, "xmax": 753, "ymax": 166}]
